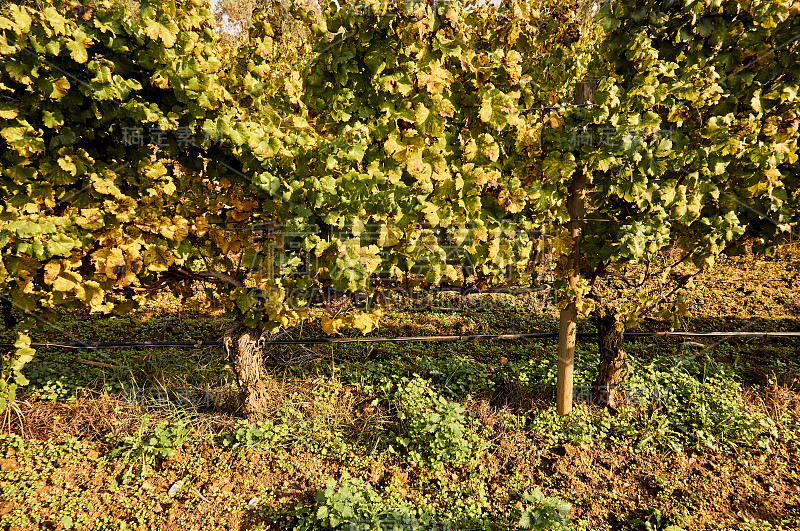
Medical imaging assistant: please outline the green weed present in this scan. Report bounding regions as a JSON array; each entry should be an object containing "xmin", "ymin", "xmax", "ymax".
[
  {"xmin": 390, "ymin": 376, "xmax": 488, "ymax": 471},
  {"xmin": 626, "ymin": 358, "xmax": 779, "ymax": 454},
  {"xmin": 515, "ymin": 489, "xmax": 572, "ymax": 530},
  {"xmin": 621, "ymin": 507, "xmax": 688, "ymax": 531},
  {"xmin": 108, "ymin": 418, "xmax": 189, "ymax": 483},
  {"xmin": 292, "ymin": 476, "xmax": 423, "ymax": 530},
  {"xmin": 218, "ymin": 419, "xmax": 289, "ymax": 455}
]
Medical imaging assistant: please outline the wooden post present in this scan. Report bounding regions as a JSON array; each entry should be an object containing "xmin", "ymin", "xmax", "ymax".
[{"xmin": 556, "ymin": 81, "xmax": 594, "ymax": 416}]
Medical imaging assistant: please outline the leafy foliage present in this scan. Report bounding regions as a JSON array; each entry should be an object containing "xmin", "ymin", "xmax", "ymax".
[
  {"xmin": 622, "ymin": 507, "xmax": 687, "ymax": 531},
  {"xmin": 218, "ymin": 418, "xmax": 289, "ymax": 455},
  {"xmin": 390, "ymin": 375, "xmax": 487, "ymax": 470},
  {"xmin": 0, "ymin": 332, "xmax": 34, "ymax": 411},
  {"xmin": 292, "ymin": 476, "xmax": 423, "ymax": 530},
  {"xmin": 582, "ymin": 0, "xmax": 800, "ymax": 267},
  {"xmin": 108, "ymin": 419, "xmax": 189, "ymax": 482},
  {"xmin": 627, "ymin": 358, "xmax": 780, "ymax": 454},
  {"xmin": 515, "ymin": 489, "xmax": 572, "ymax": 530}
]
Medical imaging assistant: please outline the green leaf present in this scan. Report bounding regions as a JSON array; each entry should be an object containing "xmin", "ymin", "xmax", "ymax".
[
  {"xmin": 49, "ymin": 76, "xmax": 70, "ymax": 99},
  {"xmin": 542, "ymin": 152, "xmax": 576, "ymax": 181},
  {"xmin": 9, "ymin": 4, "xmax": 32, "ymax": 33},
  {"xmin": 44, "ymin": 234, "xmax": 77, "ymax": 258},
  {"xmin": 66, "ymin": 30, "xmax": 91, "ymax": 63},
  {"xmin": 144, "ymin": 20, "xmax": 177, "ymax": 48},
  {"xmin": 43, "ymin": 109, "xmax": 65, "ymax": 127},
  {"xmin": 0, "ymin": 103, "xmax": 17, "ymax": 119}
]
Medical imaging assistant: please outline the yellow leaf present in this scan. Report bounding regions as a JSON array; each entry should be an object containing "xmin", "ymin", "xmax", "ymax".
[
  {"xmin": 92, "ymin": 248, "xmax": 126, "ymax": 280},
  {"xmin": 52, "ymin": 271, "xmax": 81, "ymax": 292},
  {"xmin": 352, "ymin": 309, "xmax": 383, "ymax": 335},
  {"xmin": 321, "ymin": 315, "xmax": 342, "ymax": 335},
  {"xmin": 43, "ymin": 261, "xmax": 63, "ymax": 284},
  {"xmin": 378, "ymin": 224, "xmax": 402, "ymax": 246},
  {"xmin": 13, "ymin": 333, "xmax": 31, "ymax": 350},
  {"xmin": 0, "ymin": 103, "xmax": 18, "ymax": 119},
  {"xmin": 232, "ymin": 195, "xmax": 259, "ymax": 212},
  {"xmin": 479, "ymin": 100, "xmax": 493, "ymax": 122},
  {"xmin": 92, "ymin": 177, "xmax": 121, "ymax": 196},
  {"xmin": 575, "ymin": 296, "xmax": 595, "ymax": 317},
  {"xmin": 172, "ymin": 216, "xmax": 189, "ymax": 241},
  {"xmin": 76, "ymin": 280, "xmax": 104, "ymax": 308},
  {"xmin": 162, "ymin": 180, "xmax": 176, "ymax": 195},
  {"xmin": 145, "ymin": 163, "xmax": 167, "ymax": 179},
  {"xmin": 143, "ymin": 245, "xmax": 173, "ymax": 272},
  {"xmin": 359, "ymin": 245, "xmax": 382, "ymax": 274},
  {"xmin": 75, "ymin": 208, "xmax": 104, "ymax": 229},
  {"xmin": 51, "ymin": 77, "xmax": 70, "ymax": 99},
  {"xmin": 351, "ymin": 313, "xmax": 377, "ymax": 334},
  {"xmin": 764, "ymin": 168, "xmax": 782, "ymax": 186}
]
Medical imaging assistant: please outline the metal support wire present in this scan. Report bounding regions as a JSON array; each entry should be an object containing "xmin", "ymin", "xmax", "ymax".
[{"xmin": 1, "ymin": 331, "xmax": 798, "ymax": 349}]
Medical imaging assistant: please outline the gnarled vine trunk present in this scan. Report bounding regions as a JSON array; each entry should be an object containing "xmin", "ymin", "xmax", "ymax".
[
  {"xmin": 223, "ymin": 323, "xmax": 270, "ymax": 419},
  {"xmin": 592, "ymin": 308, "xmax": 630, "ymax": 408}
]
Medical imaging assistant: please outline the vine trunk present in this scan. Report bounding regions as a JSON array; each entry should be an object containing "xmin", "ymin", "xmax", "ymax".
[
  {"xmin": 592, "ymin": 308, "xmax": 630, "ymax": 408},
  {"xmin": 224, "ymin": 323, "xmax": 270, "ymax": 419}
]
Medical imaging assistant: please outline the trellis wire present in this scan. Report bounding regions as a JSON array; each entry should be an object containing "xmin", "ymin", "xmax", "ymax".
[{"xmin": 2, "ymin": 330, "xmax": 798, "ymax": 349}]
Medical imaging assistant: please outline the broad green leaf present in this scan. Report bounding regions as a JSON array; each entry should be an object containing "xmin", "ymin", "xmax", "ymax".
[
  {"xmin": 144, "ymin": 20, "xmax": 177, "ymax": 47},
  {"xmin": 66, "ymin": 29, "xmax": 92, "ymax": 63}
]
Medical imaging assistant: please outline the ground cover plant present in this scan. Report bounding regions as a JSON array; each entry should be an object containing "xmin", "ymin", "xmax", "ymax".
[{"xmin": 2, "ymin": 0, "xmax": 799, "ymax": 415}]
